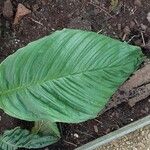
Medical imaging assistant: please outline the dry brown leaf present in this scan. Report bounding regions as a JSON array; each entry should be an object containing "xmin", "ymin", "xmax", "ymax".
[{"xmin": 14, "ymin": 3, "xmax": 31, "ymax": 25}]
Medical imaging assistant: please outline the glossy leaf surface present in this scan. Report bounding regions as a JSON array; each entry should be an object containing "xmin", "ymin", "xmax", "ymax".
[{"xmin": 0, "ymin": 127, "xmax": 59, "ymax": 150}]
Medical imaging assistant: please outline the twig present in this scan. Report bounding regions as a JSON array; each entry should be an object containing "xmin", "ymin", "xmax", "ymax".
[
  {"xmin": 127, "ymin": 35, "xmax": 139, "ymax": 43},
  {"xmin": 134, "ymin": 19, "xmax": 139, "ymax": 26},
  {"xmin": 97, "ymin": 29, "xmax": 103, "ymax": 34},
  {"xmin": 94, "ymin": 119, "xmax": 102, "ymax": 124},
  {"xmin": 88, "ymin": 2, "xmax": 113, "ymax": 18},
  {"xmin": 77, "ymin": 130, "xmax": 95, "ymax": 138},
  {"xmin": 122, "ymin": 34, "xmax": 127, "ymax": 41},
  {"xmin": 130, "ymin": 8, "xmax": 137, "ymax": 15},
  {"xmin": 63, "ymin": 140, "xmax": 77, "ymax": 147},
  {"xmin": 28, "ymin": 17, "xmax": 43, "ymax": 26},
  {"xmin": 141, "ymin": 32, "xmax": 146, "ymax": 46}
]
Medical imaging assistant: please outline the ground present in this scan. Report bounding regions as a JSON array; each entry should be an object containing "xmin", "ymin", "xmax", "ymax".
[{"xmin": 0, "ymin": 0, "xmax": 150, "ymax": 150}]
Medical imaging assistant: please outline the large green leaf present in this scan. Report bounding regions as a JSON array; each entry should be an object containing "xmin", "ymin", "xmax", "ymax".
[
  {"xmin": 0, "ymin": 127, "xmax": 59, "ymax": 150},
  {"xmin": 0, "ymin": 29, "xmax": 143, "ymax": 123}
]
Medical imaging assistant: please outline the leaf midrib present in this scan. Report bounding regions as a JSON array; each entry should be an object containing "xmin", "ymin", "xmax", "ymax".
[{"xmin": 0, "ymin": 66, "xmax": 108, "ymax": 96}]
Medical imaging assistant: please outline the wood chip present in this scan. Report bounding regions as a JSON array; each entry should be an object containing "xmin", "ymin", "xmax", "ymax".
[
  {"xmin": 105, "ymin": 63, "xmax": 150, "ymax": 110},
  {"xmin": 121, "ymin": 64, "xmax": 150, "ymax": 90},
  {"xmin": 14, "ymin": 3, "xmax": 31, "ymax": 25},
  {"xmin": 128, "ymin": 83, "xmax": 150, "ymax": 107}
]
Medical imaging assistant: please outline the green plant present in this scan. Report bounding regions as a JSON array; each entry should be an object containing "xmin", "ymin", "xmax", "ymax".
[
  {"xmin": 0, "ymin": 126, "xmax": 58, "ymax": 149},
  {"xmin": 0, "ymin": 29, "xmax": 143, "ymax": 149}
]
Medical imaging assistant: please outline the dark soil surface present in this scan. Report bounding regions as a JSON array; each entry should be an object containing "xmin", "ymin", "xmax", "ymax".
[{"xmin": 0, "ymin": 0, "xmax": 150, "ymax": 150}]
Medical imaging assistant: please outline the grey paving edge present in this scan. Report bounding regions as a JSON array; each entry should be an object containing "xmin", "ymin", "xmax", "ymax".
[{"xmin": 75, "ymin": 115, "xmax": 150, "ymax": 150}]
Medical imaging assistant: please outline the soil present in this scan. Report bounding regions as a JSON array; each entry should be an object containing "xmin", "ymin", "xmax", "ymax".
[{"xmin": 0, "ymin": 0, "xmax": 150, "ymax": 150}]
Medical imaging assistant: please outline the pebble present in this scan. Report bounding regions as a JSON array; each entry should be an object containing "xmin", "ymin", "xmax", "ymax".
[
  {"xmin": 140, "ymin": 24, "xmax": 147, "ymax": 30},
  {"xmin": 74, "ymin": 133, "xmax": 79, "ymax": 138},
  {"xmin": 94, "ymin": 125, "xmax": 99, "ymax": 133},
  {"xmin": 147, "ymin": 12, "xmax": 150, "ymax": 23},
  {"xmin": 32, "ymin": 4, "xmax": 39, "ymax": 12},
  {"xmin": 134, "ymin": 0, "xmax": 142, "ymax": 7},
  {"xmin": 141, "ymin": 131, "xmax": 145, "ymax": 136},
  {"xmin": 112, "ymin": 141, "xmax": 119, "ymax": 147}
]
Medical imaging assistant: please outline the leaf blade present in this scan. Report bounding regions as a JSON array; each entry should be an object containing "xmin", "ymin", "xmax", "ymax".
[
  {"xmin": 0, "ymin": 127, "xmax": 59, "ymax": 150},
  {"xmin": 0, "ymin": 29, "xmax": 144, "ymax": 123},
  {"xmin": 32, "ymin": 121, "xmax": 60, "ymax": 137}
]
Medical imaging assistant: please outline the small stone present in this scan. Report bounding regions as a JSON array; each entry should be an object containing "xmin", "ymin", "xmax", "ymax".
[
  {"xmin": 112, "ymin": 141, "xmax": 119, "ymax": 147},
  {"xmin": 14, "ymin": 3, "xmax": 31, "ymax": 25},
  {"xmin": 134, "ymin": 0, "xmax": 142, "ymax": 7},
  {"xmin": 94, "ymin": 125, "xmax": 98, "ymax": 133},
  {"xmin": 145, "ymin": 107, "xmax": 149, "ymax": 112},
  {"xmin": 140, "ymin": 24, "xmax": 147, "ymax": 30},
  {"xmin": 141, "ymin": 131, "xmax": 145, "ymax": 136},
  {"xmin": 147, "ymin": 12, "xmax": 150, "ymax": 23},
  {"xmin": 126, "ymin": 141, "xmax": 130, "ymax": 144},
  {"xmin": 74, "ymin": 133, "xmax": 79, "ymax": 138},
  {"xmin": 2, "ymin": 0, "xmax": 13, "ymax": 18}
]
